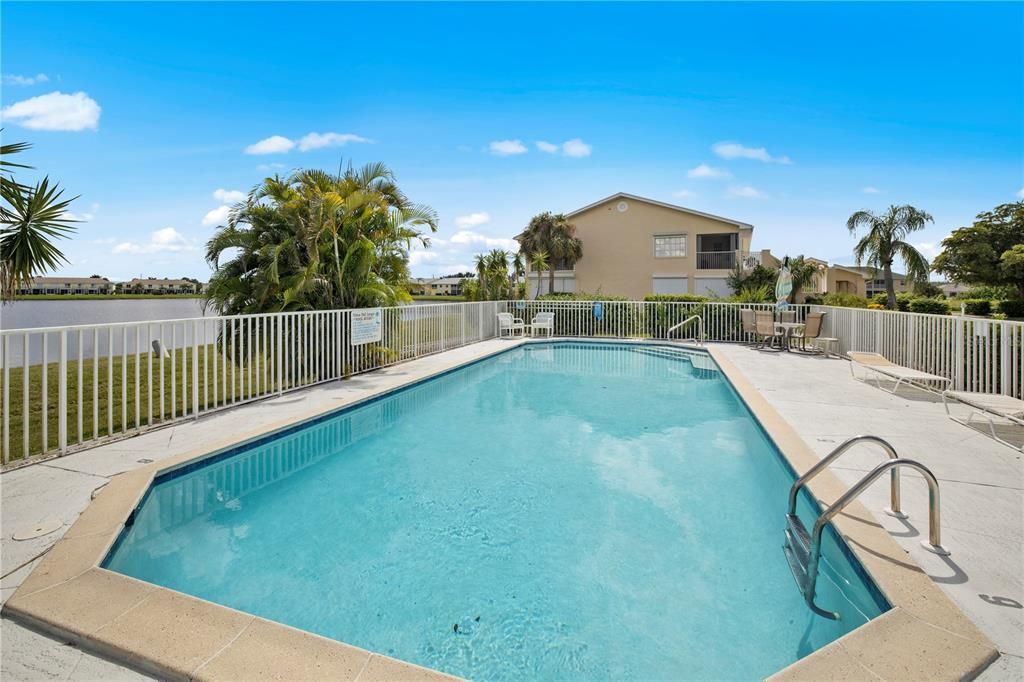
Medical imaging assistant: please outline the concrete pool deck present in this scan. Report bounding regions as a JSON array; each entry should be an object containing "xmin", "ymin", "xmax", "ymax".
[{"xmin": 1, "ymin": 338, "xmax": 1020, "ymax": 680}]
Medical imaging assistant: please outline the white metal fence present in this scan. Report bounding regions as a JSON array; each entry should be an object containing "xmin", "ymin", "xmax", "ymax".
[{"xmin": 2, "ymin": 299, "xmax": 1021, "ymax": 467}]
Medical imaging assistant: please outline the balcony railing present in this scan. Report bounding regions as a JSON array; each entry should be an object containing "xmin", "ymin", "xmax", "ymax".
[{"xmin": 696, "ymin": 251, "xmax": 739, "ymax": 269}]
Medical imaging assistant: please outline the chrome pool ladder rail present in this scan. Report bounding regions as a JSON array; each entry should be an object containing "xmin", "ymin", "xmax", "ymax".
[
  {"xmin": 667, "ymin": 315, "xmax": 705, "ymax": 345},
  {"xmin": 783, "ymin": 436, "xmax": 949, "ymax": 620}
]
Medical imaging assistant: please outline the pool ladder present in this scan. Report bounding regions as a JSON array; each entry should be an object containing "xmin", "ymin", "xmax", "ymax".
[
  {"xmin": 782, "ymin": 435, "xmax": 949, "ymax": 620},
  {"xmin": 667, "ymin": 315, "xmax": 705, "ymax": 345}
]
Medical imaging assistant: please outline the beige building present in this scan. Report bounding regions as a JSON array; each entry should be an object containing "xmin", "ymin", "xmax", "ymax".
[
  {"xmin": 523, "ymin": 193, "xmax": 754, "ymax": 299},
  {"xmin": 122, "ymin": 278, "xmax": 199, "ymax": 294},
  {"xmin": 408, "ymin": 277, "xmax": 464, "ymax": 296},
  {"xmin": 757, "ymin": 251, "xmax": 868, "ymax": 299},
  {"xmin": 839, "ymin": 266, "xmax": 910, "ymax": 298},
  {"xmin": 17, "ymin": 276, "xmax": 115, "ymax": 295}
]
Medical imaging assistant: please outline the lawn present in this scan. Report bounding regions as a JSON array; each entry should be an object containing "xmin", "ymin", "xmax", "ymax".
[{"xmin": 15, "ymin": 294, "xmax": 203, "ymax": 300}]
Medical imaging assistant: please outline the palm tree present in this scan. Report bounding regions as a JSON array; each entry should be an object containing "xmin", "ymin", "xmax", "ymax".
[
  {"xmin": 204, "ymin": 163, "xmax": 436, "ymax": 315},
  {"xmin": 529, "ymin": 250, "xmax": 549, "ymax": 299},
  {"xmin": 0, "ymin": 138, "xmax": 80, "ymax": 301},
  {"xmin": 518, "ymin": 212, "xmax": 583, "ymax": 295},
  {"xmin": 847, "ymin": 205, "xmax": 932, "ymax": 310},
  {"xmin": 510, "ymin": 251, "xmax": 525, "ymax": 299},
  {"xmin": 785, "ymin": 256, "xmax": 823, "ymax": 303}
]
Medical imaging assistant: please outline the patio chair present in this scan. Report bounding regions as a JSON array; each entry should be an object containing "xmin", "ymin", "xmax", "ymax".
[
  {"xmin": 847, "ymin": 351, "xmax": 951, "ymax": 394},
  {"xmin": 754, "ymin": 310, "xmax": 782, "ymax": 350},
  {"xmin": 779, "ymin": 310, "xmax": 797, "ymax": 323},
  {"xmin": 739, "ymin": 308, "xmax": 757, "ymax": 344},
  {"xmin": 529, "ymin": 312, "xmax": 555, "ymax": 337},
  {"xmin": 790, "ymin": 312, "xmax": 825, "ymax": 352},
  {"xmin": 497, "ymin": 312, "xmax": 525, "ymax": 338},
  {"xmin": 942, "ymin": 390, "xmax": 1024, "ymax": 452}
]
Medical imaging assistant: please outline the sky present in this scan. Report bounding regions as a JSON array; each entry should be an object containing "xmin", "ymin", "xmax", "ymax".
[{"xmin": 2, "ymin": 1, "xmax": 1022, "ymax": 282}]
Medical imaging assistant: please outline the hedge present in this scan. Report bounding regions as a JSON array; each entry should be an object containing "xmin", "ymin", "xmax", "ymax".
[
  {"xmin": 908, "ymin": 297, "xmax": 948, "ymax": 315},
  {"xmin": 961, "ymin": 299, "xmax": 991, "ymax": 316},
  {"xmin": 643, "ymin": 294, "xmax": 709, "ymax": 303},
  {"xmin": 998, "ymin": 300, "xmax": 1024, "ymax": 318}
]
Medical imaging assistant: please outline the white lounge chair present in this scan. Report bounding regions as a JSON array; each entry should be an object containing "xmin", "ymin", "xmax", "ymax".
[
  {"xmin": 847, "ymin": 351, "xmax": 951, "ymax": 394},
  {"xmin": 528, "ymin": 312, "xmax": 554, "ymax": 337},
  {"xmin": 943, "ymin": 390, "xmax": 1024, "ymax": 451},
  {"xmin": 497, "ymin": 312, "xmax": 525, "ymax": 338}
]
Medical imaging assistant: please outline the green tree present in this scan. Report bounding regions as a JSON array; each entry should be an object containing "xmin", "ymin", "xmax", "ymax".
[
  {"xmin": 529, "ymin": 250, "xmax": 550, "ymax": 299},
  {"xmin": 0, "ymin": 138, "xmax": 80, "ymax": 301},
  {"xmin": 932, "ymin": 202, "xmax": 1024, "ymax": 299},
  {"xmin": 726, "ymin": 262, "xmax": 776, "ymax": 294},
  {"xmin": 518, "ymin": 212, "xmax": 582, "ymax": 295},
  {"xmin": 784, "ymin": 256, "xmax": 822, "ymax": 303},
  {"xmin": 204, "ymin": 165, "xmax": 436, "ymax": 314},
  {"xmin": 847, "ymin": 204, "xmax": 932, "ymax": 310}
]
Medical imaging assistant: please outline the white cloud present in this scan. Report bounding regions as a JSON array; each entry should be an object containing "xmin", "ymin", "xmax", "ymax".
[
  {"xmin": 712, "ymin": 141, "xmax": 791, "ymax": 164},
  {"xmin": 489, "ymin": 139, "xmax": 527, "ymax": 156},
  {"xmin": 687, "ymin": 163, "xmax": 731, "ymax": 180},
  {"xmin": 3, "ymin": 73, "xmax": 49, "ymax": 86},
  {"xmin": 914, "ymin": 242, "xmax": 943, "ymax": 260},
  {"xmin": 448, "ymin": 230, "xmax": 519, "ymax": 250},
  {"xmin": 409, "ymin": 250, "xmax": 439, "ymax": 266},
  {"xmin": 454, "ymin": 212, "xmax": 491, "ymax": 229},
  {"xmin": 244, "ymin": 135, "xmax": 296, "ymax": 154},
  {"xmin": 862, "ymin": 186, "xmax": 881, "ymax": 194},
  {"xmin": 62, "ymin": 202, "xmax": 100, "ymax": 222},
  {"xmin": 213, "ymin": 188, "xmax": 246, "ymax": 203},
  {"xmin": 112, "ymin": 227, "xmax": 194, "ymax": 254},
  {"xmin": 1017, "ymin": 187, "xmax": 1024, "ymax": 198},
  {"xmin": 672, "ymin": 189, "xmax": 697, "ymax": 199},
  {"xmin": 728, "ymin": 185, "xmax": 767, "ymax": 199},
  {"xmin": 202, "ymin": 205, "xmax": 231, "ymax": 226},
  {"xmin": 534, "ymin": 138, "xmax": 592, "ymax": 157},
  {"xmin": 297, "ymin": 131, "xmax": 372, "ymax": 151},
  {"xmin": 257, "ymin": 162, "xmax": 286, "ymax": 171},
  {"xmin": 1, "ymin": 91, "xmax": 100, "ymax": 131},
  {"xmin": 562, "ymin": 138, "xmax": 592, "ymax": 158}
]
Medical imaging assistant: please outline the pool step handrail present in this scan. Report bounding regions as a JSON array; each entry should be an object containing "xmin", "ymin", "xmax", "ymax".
[
  {"xmin": 783, "ymin": 437, "xmax": 948, "ymax": 620},
  {"xmin": 667, "ymin": 315, "xmax": 705, "ymax": 345}
]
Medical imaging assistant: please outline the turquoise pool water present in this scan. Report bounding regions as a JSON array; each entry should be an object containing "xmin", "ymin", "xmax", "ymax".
[{"xmin": 105, "ymin": 342, "xmax": 887, "ymax": 681}]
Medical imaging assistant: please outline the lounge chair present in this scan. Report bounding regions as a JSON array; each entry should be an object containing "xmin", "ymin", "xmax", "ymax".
[
  {"xmin": 943, "ymin": 390, "xmax": 1024, "ymax": 451},
  {"xmin": 529, "ymin": 312, "xmax": 554, "ymax": 337},
  {"xmin": 790, "ymin": 312, "xmax": 825, "ymax": 352},
  {"xmin": 497, "ymin": 312, "xmax": 525, "ymax": 338},
  {"xmin": 847, "ymin": 351, "xmax": 951, "ymax": 393},
  {"xmin": 739, "ymin": 308, "xmax": 757, "ymax": 344},
  {"xmin": 754, "ymin": 310, "xmax": 782, "ymax": 350}
]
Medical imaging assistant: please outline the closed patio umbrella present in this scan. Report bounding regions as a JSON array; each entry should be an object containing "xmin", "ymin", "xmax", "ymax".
[{"xmin": 775, "ymin": 257, "xmax": 793, "ymax": 311}]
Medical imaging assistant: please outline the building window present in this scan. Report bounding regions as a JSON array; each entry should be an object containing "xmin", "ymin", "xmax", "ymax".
[{"xmin": 654, "ymin": 235, "xmax": 686, "ymax": 258}]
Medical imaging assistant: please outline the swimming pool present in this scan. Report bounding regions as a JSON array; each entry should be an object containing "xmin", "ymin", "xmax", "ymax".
[{"xmin": 104, "ymin": 342, "xmax": 888, "ymax": 680}]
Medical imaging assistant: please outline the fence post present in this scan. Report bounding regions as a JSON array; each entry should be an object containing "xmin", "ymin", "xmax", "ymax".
[
  {"xmin": 192, "ymin": 321, "xmax": 200, "ymax": 419},
  {"xmin": 58, "ymin": 330, "xmax": 67, "ymax": 455},
  {"xmin": 277, "ymin": 315, "xmax": 284, "ymax": 394}
]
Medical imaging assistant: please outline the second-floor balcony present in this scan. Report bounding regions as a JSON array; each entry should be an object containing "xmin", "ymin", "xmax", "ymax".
[{"xmin": 696, "ymin": 250, "xmax": 740, "ymax": 270}]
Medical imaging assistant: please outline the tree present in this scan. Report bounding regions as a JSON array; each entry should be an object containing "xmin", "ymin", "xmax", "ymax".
[
  {"xmin": 529, "ymin": 250, "xmax": 549, "ymax": 299},
  {"xmin": 847, "ymin": 204, "xmax": 932, "ymax": 310},
  {"xmin": 932, "ymin": 202, "xmax": 1024, "ymax": 299},
  {"xmin": 0, "ymin": 138, "xmax": 80, "ymax": 301},
  {"xmin": 784, "ymin": 256, "xmax": 821, "ymax": 303},
  {"xmin": 204, "ymin": 164, "xmax": 436, "ymax": 314},
  {"xmin": 518, "ymin": 212, "xmax": 582, "ymax": 295},
  {"xmin": 727, "ymin": 262, "xmax": 776, "ymax": 295},
  {"xmin": 466, "ymin": 249, "xmax": 513, "ymax": 301}
]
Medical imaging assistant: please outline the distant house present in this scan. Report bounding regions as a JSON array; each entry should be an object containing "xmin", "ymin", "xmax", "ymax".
[
  {"xmin": 520, "ymin": 192, "xmax": 755, "ymax": 299},
  {"xmin": 409, "ymin": 277, "xmax": 465, "ymax": 297},
  {"xmin": 938, "ymin": 281, "xmax": 971, "ymax": 298},
  {"xmin": 122, "ymin": 278, "xmax": 199, "ymax": 294},
  {"xmin": 17, "ymin": 276, "xmax": 116, "ymax": 295},
  {"xmin": 839, "ymin": 266, "xmax": 911, "ymax": 298},
  {"xmin": 757, "ymin": 251, "xmax": 868, "ymax": 299}
]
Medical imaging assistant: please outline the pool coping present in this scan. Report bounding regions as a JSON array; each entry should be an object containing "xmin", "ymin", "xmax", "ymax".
[{"xmin": 2, "ymin": 338, "xmax": 999, "ymax": 681}]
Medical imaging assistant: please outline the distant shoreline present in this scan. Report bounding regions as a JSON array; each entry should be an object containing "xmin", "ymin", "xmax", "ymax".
[{"xmin": 10, "ymin": 294, "xmax": 204, "ymax": 301}]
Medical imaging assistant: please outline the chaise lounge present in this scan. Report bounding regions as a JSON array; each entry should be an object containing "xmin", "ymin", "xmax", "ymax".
[
  {"xmin": 847, "ymin": 351, "xmax": 951, "ymax": 393},
  {"xmin": 943, "ymin": 390, "xmax": 1024, "ymax": 451}
]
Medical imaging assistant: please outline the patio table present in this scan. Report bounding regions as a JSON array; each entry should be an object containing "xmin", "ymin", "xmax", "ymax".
[{"xmin": 775, "ymin": 322, "xmax": 805, "ymax": 351}]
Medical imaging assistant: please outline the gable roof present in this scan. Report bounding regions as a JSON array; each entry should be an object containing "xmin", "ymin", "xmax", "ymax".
[{"xmin": 565, "ymin": 192, "xmax": 754, "ymax": 229}]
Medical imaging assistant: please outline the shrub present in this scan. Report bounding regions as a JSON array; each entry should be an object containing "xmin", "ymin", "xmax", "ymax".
[
  {"xmin": 871, "ymin": 292, "xmax": 912, "ymax": 311},
  {"xmin": 643, "ymin": 294, "xmax": 708, "ymax": 303},
  {"xmin": 729, "ymin": 285, "xmax": 773, "ymax": 303},
  {"xmin": 997, "ymin": 300, "xmax": 1024, "ymax": 318},
  {"xmin": 802, "ymin": 294, "xmax": 824, "ymax": 305},
  {"xmin": 868, "ymin": 303, "xmax": 885, "ymax": 310},
  {"xmin": 964, "ymin": 284, "xmax": 1016, "ymax": 300},
  {"xmin": 961, "ymin": 299, "xmax": 992, "ymax": 316},
  {"xmin": 823, "ymin": 293, "xmax": 870, "ymax": 308},
  {"xmin": 908, "ymin": 297, "xmax": 949, "ymax": 315}
]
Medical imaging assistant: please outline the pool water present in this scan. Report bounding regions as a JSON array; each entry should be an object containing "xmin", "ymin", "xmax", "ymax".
[{"xmin": 105, "ymin": 342, "xmax": 887, "ymax": 681}]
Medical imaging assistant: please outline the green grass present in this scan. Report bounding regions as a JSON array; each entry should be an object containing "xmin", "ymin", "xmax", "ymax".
[{"xmin": 16, "ymin": 293, "xmax": 202, "ymax": 300}]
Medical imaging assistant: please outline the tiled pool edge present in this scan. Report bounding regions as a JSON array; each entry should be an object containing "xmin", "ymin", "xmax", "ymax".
[
  {"xmin": 2, "ymin": 339, "xmax": 999, "ymax": 681},
  {"xmin": 707, "ymin": 347, "xmax": 999, "ymax": 681}
]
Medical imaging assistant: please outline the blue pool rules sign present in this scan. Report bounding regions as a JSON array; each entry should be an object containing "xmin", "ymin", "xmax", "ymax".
[{"xmin": 351, "ymin": 308, "xmax": 383, "ymax": 345}]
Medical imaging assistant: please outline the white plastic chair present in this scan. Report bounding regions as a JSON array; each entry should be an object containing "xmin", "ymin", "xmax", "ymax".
[
  {"xmin": 497, "ymin": 312, "xmax": 525, "ymax": 338},
  {"xmin": 529, "ymin": 312, "xmax": 555, "ymax": 337}
]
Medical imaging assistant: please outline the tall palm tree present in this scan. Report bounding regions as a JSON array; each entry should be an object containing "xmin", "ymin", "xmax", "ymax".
[
  {"xmin": 0, "ymin": 138, "xmax": 80, "ymax": 301},
  {"xmin": 847, "ymin": 205, "xmax": 932, "ymax": 309},
  {"xmin": 510, "ymin": 251, "xmax": 525, "ymax": 299},
  {"xmin": 518, "ymin": 212, "xmax": 583, "ymax": 295},
  {"xmin": 529, "ymin": 250, "xmax": 549, "ymax": 299}
]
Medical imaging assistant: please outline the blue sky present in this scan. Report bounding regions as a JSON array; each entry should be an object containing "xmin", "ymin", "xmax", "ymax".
[{"xmin": 2, "ymin": 1, "xmax": 1021, "ymax": 281}]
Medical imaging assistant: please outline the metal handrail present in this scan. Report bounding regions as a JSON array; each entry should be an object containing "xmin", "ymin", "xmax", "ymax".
[
  {"xmin": 802, "ymin": 458, "xmax": 948, "ymax": 619},
  {"xmin": 667, "ymin": 315, "xmax": 705, "ymax": 345},
  {"xmin": 788, "ymin": 435, "xmax": 905, "ymax": 519}
]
